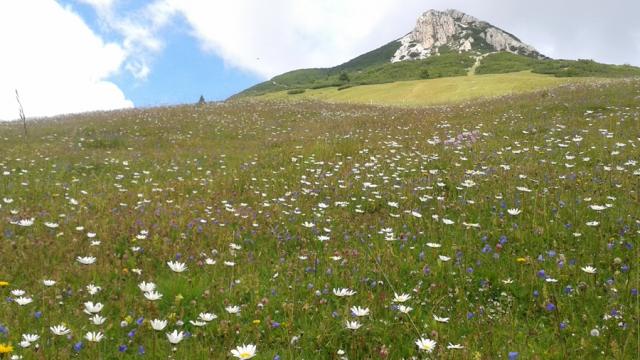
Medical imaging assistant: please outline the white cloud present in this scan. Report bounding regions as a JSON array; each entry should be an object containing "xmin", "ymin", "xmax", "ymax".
[
  {"xmin": 162, "ymin": 0, "xmax": 400, "ymax": 78},
  {"xmin": 77, "ymin": 0, "xmax": 177, "ymax": 80},
  {"xmin": 73, "ymin": 0, "xmax": 405, "ymax": 79},
  {"xmin": 0, "ymin": 0, "xmax": 132, "ymax": 120}
]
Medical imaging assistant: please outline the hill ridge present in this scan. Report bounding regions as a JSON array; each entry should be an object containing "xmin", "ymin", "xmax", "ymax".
[{"xmin": 234, "ymin": 9, "xmax": 640, "ymax": 99}]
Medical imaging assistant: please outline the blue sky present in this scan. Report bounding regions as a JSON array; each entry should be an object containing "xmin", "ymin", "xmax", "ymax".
[
  {"xmin": 0, "ymin": 0, "xmax": 639, "ymax": 120},
  {"xmin": 67, "ymin": 1, "xmax": 261, "ymax": 106},
  {"xmin": 109, "ymin": 20, "xmax": 260, "ymax": 107}
]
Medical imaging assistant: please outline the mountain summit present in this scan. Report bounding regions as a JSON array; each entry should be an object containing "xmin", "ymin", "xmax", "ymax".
[
  {"xmin": 392, "ymin": 9, "xmax": 545, "ymax": 61},
  {"xmin": 235, "ymin": 9, "xmax": 640, "ymax": 98}
]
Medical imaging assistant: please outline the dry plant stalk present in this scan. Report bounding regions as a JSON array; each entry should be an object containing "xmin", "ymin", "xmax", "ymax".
[{"xmin": 15, "ymin": 89, "xmax": 27, "ymax": 137}]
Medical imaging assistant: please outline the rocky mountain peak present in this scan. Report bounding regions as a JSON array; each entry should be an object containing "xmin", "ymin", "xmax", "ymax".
[{"xmin": 391, "ymin": 9, "xmax": 545, "ymax": 62}]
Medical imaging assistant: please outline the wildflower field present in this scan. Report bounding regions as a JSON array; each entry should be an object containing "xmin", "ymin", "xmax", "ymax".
[{"xmin": 0, "ymin": 80, "xmax": 638, "ymax": 359}]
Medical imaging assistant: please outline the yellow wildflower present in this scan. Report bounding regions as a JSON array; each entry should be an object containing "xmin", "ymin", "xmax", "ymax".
[
  {"xmin": 252, "ymin": 319, "xmax": 261, "ymax": 325},
  {"xmin": 0, "ymin": 343, "xmax": 13, "ymax": 354},
  {"xmin": 0, "ymin": 281, "xmax": 9, "ymax": 287}
]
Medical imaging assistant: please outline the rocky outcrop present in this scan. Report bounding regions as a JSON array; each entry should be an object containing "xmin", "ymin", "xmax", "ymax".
[{"xmin": 391, "ymin": 9, "xmax": 544, "ymax": 62}]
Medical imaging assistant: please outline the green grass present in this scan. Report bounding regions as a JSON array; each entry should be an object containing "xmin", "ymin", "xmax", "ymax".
[
  {"xmin": 236, "ymin": 50, "xmax": 640, "ymax": 99},
  {"xmin": 477, "ymin": 52, "xmax": 640, "ymax": 78},
  {"xmin": 254, "ymin": 71, "xmax": 592, "ymax": 107},
  {"xmin": 235, "ymin": 53, "xmax": 474, "ymax": 97},
  {"xmin": 0, "ymin": 79, "xmax": 638, "ymax": 359},
  {"xmin": 475, "ymin": 52, "xmax": 540, "ymax": 74},
  {"xmin": 348, "ymin": 52, "xmax": 474, "ymax": 84}
]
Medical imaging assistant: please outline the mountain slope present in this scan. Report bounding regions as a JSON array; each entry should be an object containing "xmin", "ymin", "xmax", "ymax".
[
  {"xmin": 236, "ymin": 40, "xmax": 403, "ymax": 97},
  {"xmin": 234, "ymin": 9, "xmax": 640, "ymax": 99},
  {"xmin": 235, "ymin": 50, "xmax": 475, "ymax": 98}
]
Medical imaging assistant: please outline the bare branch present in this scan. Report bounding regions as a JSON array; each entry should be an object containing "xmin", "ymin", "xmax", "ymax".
[{"xmin": 15, "ymin": 89, "xmax": 27, "ymax": 137}]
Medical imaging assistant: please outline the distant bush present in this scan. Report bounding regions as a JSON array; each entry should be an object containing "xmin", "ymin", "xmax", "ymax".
[
  {"xmin": 536, "ymin": 59, "xmax": 640, "ymax": 78},
  {"xmin": 475, "ymin": 52, "xmax": 538, "ymax": 74},
  {"xmin": 287, "ymin": 89, "xmax": 306, "ymax": 95},
  {"xmin": 477, "ymin": 52, "xmax": 640, "ymax": 78},
  {"xmin": 310, "ymin": 83, "xmax": 343, "ymax": 90},
  {"xmin": 337, "ymin": 84, "xmax": 355, "ymax": 91}
]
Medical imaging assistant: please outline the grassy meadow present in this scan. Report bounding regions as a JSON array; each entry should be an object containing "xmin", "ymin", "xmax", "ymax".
[
  {"xmin": 0, "ymin": 79, "xmax": 638, "ymax": 359},
  {"xmin": 237, "ymin": 51, "xmax": 640, "ymax": 98},
  {"xmin": 255, "ymin": 72, "xmax": 592, "ymax": 107}
]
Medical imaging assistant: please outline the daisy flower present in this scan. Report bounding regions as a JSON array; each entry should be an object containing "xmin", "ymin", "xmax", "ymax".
[
  {"xmin": 345, "ymin": 320, "xmax": 362, "ymax": 330},
  {"xmin": 76, "ymin": 256, "xmax": 96, "ymax": 265},
  {"xmin": 350, "ymin": 306, "xmax": 370, "ymax": 317},
  {"xmin": 415, "ymin": 337, "xmax": 437, "ymax": 353},
  {"xmin": 433, "ymin": 314, "xmax": 450, "ymax": 323},
  {"xmin": 333, "ymin": 288, "xmax": 356, "ymax": 297},
  {"xmin": 50, "ymin": 325, "xmax": 71, "ymax": 336},
  {"xmin": 167, "ymin": 261, "xmax": 187, "ymax": 272},
  {"xmin": 84, "ymin": 331, "xmax": 104, "ymax": 342},
  {"xmin": 581, "ymin": 266, "xmax": 597, "ymax": 274},
  {"xmin": 166, "ymin": 330, "xmax": 184, "ymax": 344},
  {"xmin": 150, "ymin": 319, "xmax": 167, "ymax": 331},
  {"xmin": 231, "ymin": 344, "xmax": 257, "ymax": 359},
  {"xmin": 392, "ymin": 293, "xmax": 411, "ymax": 303}
]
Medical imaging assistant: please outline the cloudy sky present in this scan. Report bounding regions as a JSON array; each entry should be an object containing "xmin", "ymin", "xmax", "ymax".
[{"xmin": 1, "ymin": 0, "xmax": 638, "ymax": 120}]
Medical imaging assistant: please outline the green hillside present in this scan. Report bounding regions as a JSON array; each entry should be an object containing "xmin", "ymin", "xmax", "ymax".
[
  {"xmin": 236, "ymin": 48, "xmax": 478, "ymax": 98},
  {"xmin": 477, "ymin": 52, "xmax": 640, "ymax": 77},
  {"xmin": 236, "ymin": 51, "xmax": 640, "ymax": 99},
  {"xmin": 252, "ymin": 71, "xmax": 592, "ymax": 107},
  {"xmin": 236, "ymin": 40, "xmax": 402, "ymax": 97}
]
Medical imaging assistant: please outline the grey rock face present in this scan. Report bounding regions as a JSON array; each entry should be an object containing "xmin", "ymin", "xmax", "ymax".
[{"xmin": 391, "ymin": 9, "xmax": 544, "ymax": 62}]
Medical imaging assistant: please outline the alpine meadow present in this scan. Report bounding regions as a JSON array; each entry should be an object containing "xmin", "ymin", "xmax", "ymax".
[{"xmin": 0, "ymin": 4, "xmax": 639, "ymax": 360}]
